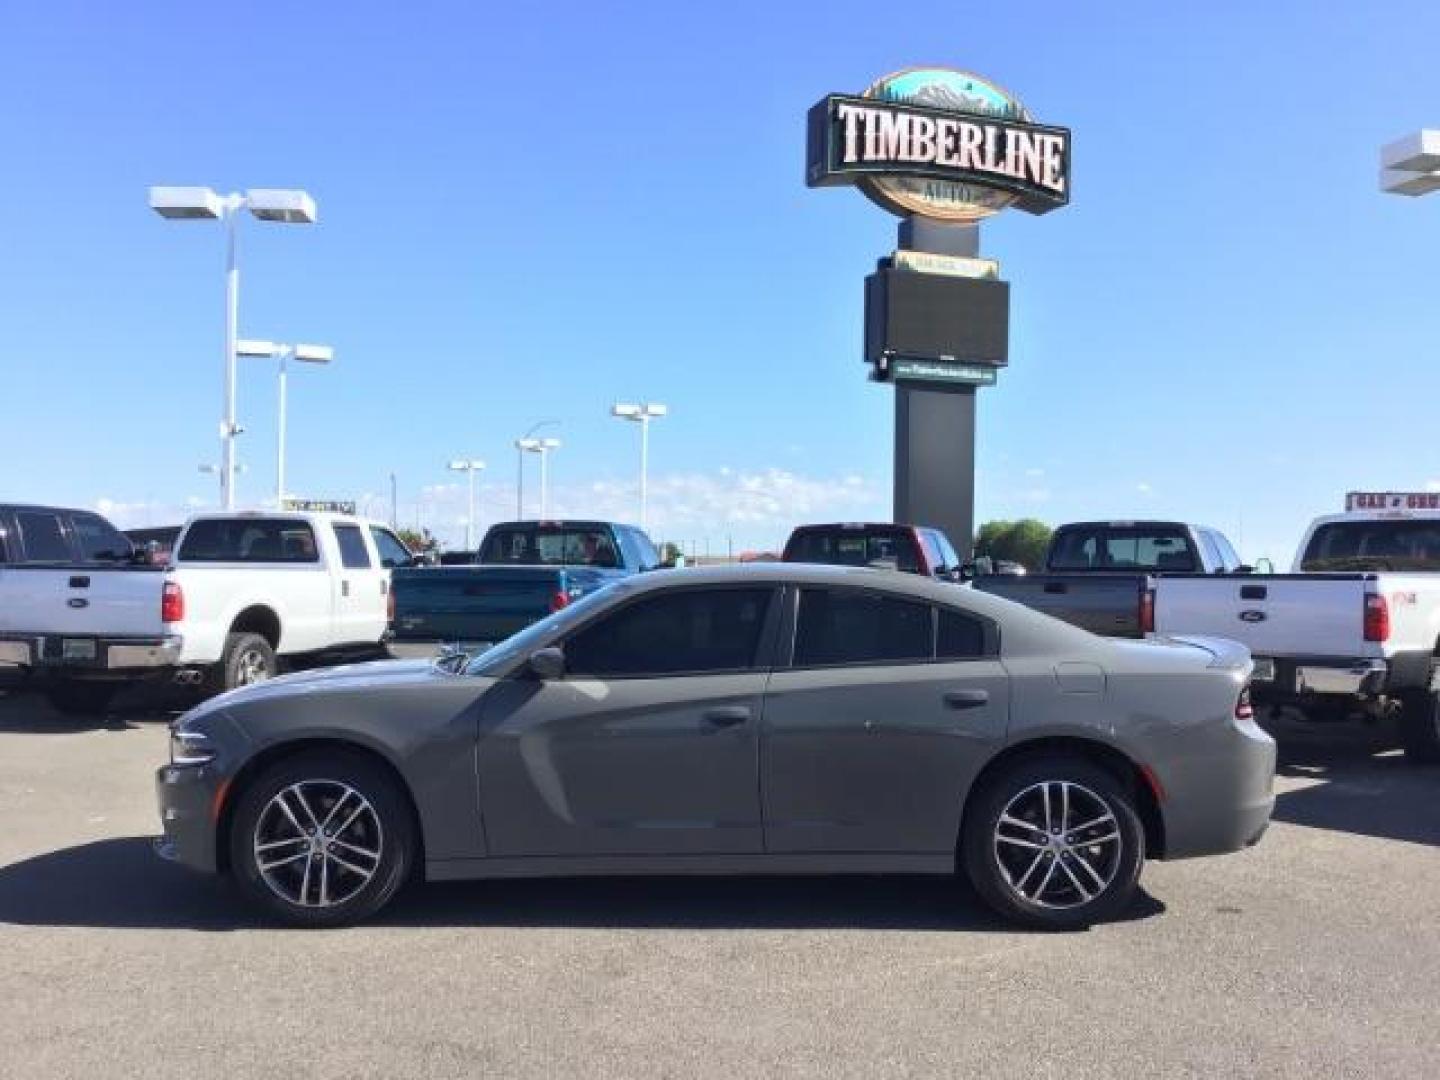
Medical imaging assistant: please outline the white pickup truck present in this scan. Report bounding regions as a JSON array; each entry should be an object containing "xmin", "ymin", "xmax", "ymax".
[
  {"xmin": 1154, "ymin": 492, "xmax": 1440, "ymax": 760},
  {"xmin": 0, "ymin": 508, "xmax": 416, "ymax": 714}
]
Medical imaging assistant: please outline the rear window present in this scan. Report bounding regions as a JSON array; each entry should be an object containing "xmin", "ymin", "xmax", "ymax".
[
  {"xmin": 71, "ymin": 513, "xmax": 133, "ymax": 563},
  {"xmin": 479, "ymin": 525, "xmax": 621, "ymax": 568},
  {"xmin": 1049, "ymin": 526, "xmax": 1196, "ymax": 572},
  {"xmin": 1301, "ymin": 520, "xmax": 1440, "ymax": 572},
  {"xmin": 14, "ymin": 511, "xmax": 71, "ymax": 562},
  {"xmin": 784, "ymin": 527, "xmax": 920, "ymax": 573},
  {"xmin": 178, "ymin": 518, "xmax": 320, "ymax": 563}
]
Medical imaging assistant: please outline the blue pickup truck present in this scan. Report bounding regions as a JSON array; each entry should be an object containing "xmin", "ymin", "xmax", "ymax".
[{"xmin": 386, "ymin": 520, "xmax": 661, "ymax": 658}]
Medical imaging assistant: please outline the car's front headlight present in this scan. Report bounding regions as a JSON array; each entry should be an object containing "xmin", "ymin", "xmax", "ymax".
[{"xmin": 169, "ymin": 729, "xmax": 217, "ymax": 766}]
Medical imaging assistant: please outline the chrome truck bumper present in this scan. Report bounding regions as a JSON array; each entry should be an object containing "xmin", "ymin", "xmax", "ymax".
[{"xmin": 1295, "ymin": 659, "xmax": 1389, "ymax": 696}]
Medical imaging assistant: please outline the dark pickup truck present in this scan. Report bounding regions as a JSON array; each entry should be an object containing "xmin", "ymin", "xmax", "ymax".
[
  {"xmin": 386, "ymin": 520, "xmax": 661, "ymax": 657},
  {"xmin": 972, "ymin": 520, "xmax": 1246, "ymax": 637}
]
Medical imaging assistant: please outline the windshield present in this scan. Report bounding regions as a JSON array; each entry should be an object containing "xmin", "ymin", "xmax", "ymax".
[
  {"xmin": 1301, "ymin": 520, "xmax": 1440, "ymax": 572},
  {"xmin": 463, "ymin": 581, "xmax": 628, "ymax": 676},
  {"xmin": 479, "ymin": 525, "xmax": 621, "ymax": 568}
]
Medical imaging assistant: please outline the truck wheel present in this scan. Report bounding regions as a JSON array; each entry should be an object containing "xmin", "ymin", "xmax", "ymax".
[
  {"xmin": 229, "ymin": 750, "xmax": 415, "ymax": 927},
  {"xmin": 208, "ymin": 632, "xmax": 277, "ymax": 695},
  {"xmin": 45, "ymin": 681, "xmax": 119, "ymax": 716},
  {"xmin": 962, "ymin": 755, "xmax": 1145, "ymax": 930},
  {"xmin": 1399, "ymin": 689, "xmax": 1440, "ymax": 764}
]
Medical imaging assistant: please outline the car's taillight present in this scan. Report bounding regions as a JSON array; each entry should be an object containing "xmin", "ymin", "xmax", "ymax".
[
  {"xmin": 549, "ymin": 590, "xmax": 571, "ymax": 613},
  {"xmin": 1139, "ymin": 587, "xmax": 1156, "ymax": 635},
  {"xmin": 161, "ymin": 581, "xmax": 185, "ymax": 623},
  {"xmin": 386, "ymin": 587, "xmax": 395, "ymax": 624},
  {"xmin": 1363, "ymin": 593, "xmax": 1390, "ymax": 643},
  {"xmin": 1235, "ymin": 684, "xmax": 1255, "ymax": 721}
]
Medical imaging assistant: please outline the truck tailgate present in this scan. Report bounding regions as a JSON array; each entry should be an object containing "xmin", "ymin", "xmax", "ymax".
[
  {"xmin": 390, "ymin": 567, "xmax": 570, "ymax": 644},
  {"xmin": 1154, "ymin": 574, "xmax": 1375, "ymax": 659},
  {"xmin": 0, "ymin": 566, "xmax": 167, "ymax": 637},
  {"xmin": 973, "ymin": 574, "xmax": 1150, "ymax": 637}
]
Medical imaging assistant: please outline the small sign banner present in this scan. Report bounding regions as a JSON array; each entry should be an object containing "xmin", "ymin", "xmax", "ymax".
[
  {"xmin": 283, "ymin": 498, "xmax": 358, "ymax": 514},
  {"xmin": 890, "ymin": 359, "xmax": 998, "ymax": 386},
  {"xmin": 892, "ymin": 250, "xmax": 1000, "ymax": 279}
]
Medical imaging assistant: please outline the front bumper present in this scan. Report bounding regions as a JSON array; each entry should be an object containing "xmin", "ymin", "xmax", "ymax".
[
  {"xmin": 154, "ymin": 762, "xmax": 222, "ymax": 875},
  {"xmin": 0, "ymin": 634, "xmax": 182, "ymax": 675}
]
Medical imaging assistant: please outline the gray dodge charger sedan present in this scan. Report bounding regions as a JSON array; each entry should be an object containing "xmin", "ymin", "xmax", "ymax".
[{"xmin": 155, "ymin": 564, "xmax": 1276, "ymax": 930}]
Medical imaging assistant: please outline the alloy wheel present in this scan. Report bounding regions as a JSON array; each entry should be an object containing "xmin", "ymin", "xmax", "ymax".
[
  {"xmin": 235, "ymin": 647, "xmax": 271, "ymax": 686},
  {"xmin": 252, "ymin": 781, "xmax": 384, "ymax": 909},
  {"xmin": 992, "ymin": 780, "xmax": 1122, "ymax": 910}
]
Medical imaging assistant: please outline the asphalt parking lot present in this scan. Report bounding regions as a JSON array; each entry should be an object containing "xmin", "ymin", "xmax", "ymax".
[{"xmin": 1, "ymin": 689, "xmax": 1437, "ymax": 1079}]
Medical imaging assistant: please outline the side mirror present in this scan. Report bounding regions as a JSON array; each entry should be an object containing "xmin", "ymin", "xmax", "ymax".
[
  {"xmin": 958, "ymin": 562, "xmax": 978, "ymax": 582},
  {"xmin": 528, "ymin": 647, "xmax": 566, "ymax": 681}
]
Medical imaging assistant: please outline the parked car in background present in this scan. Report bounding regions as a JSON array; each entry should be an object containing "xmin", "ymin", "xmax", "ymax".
[
  {"xmin": 157, "ymin": 563, "xmax": 1275, "ymax": 930},
  {"xmin": 974, "ymin": 520, "xmax": 1247, "ymax": 638},
  {"xmin": 1153, "ymin": 493, "xmax": 1440, "ymax": 760},
  {"xmin": 782, "ymin": 522, "xmax": 965, "ymax": 581},
  {"xmin": 386, "ymin": 519, "xmax": 660, "ymax": 658},
  {"xmin": 1, "ymin": 509, "xmax": 416, "ymax": 713}
]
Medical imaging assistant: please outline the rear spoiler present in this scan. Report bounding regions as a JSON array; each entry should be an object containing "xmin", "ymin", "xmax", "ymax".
[{"xmin": 1159, "ymin": 634, "xmax": 1253, "ymax": 673}]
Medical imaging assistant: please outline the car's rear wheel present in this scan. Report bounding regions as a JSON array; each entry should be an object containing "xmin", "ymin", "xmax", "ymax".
[
  {"xmin": 962, "ymin": 755, "xmax": 1145, "ymax": 930},
  {"xmin": 229, "ymin": 751, "xmax": 415, "ymax": 927},
  {"xmin": 45, "ymin": 680, "xmax": 119, "ymax": 716},
  {"xmin": 1398, "ymin": 688, "xmax": 1440, "ymax": 763}
]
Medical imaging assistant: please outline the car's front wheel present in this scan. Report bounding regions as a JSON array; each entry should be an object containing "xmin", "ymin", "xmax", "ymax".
[
  {"xmin": 229, "ymin": 751, "xmax": 416, "ymax": 927},
  {"xmin": 962, "ymin": 755, "xmax": 1145, "ymax": 930}
]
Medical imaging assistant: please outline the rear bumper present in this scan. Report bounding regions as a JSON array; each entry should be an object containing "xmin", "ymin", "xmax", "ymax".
[
  {"xmin": 1156, "ymin": 714, "xmax": 1277, "ymax": 860},
  {"xmin": 0, "ymin": 633, "xmax": 183, "ymax": 674},
  {"xmin": 1251, "ymin": 652, "xmax": 1433, "ymax": 701}
]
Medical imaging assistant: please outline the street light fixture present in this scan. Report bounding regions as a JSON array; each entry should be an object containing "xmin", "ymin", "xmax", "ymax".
[
  {"xmin": 149, "ymin": 185, "xmax": 318, "ymax": 510},
  {"xmin": 515, "ymin": 438, "xmax": 562, "ymax": 519},
  {"xmin": 610, "ymin": 402, "xmax": 668, "ymax": 529},
  {"xmin": 236, "ymin": 339, "xmax": 334, "ymax": 506},
  {"xmin": 448, "ymin": 459, "xmax": 487, "ymax": 551},
  {"xmin": 1380, "ymin": 130, "xmax": 1440, "ymax": 197},
  {"xmin": 514, "ymin": 420, "xmax": 559, "ymax": 518}
]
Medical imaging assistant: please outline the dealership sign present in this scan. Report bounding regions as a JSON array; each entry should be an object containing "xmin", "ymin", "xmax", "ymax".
[{"xmin": 807, "ymin": 68, "xmax": 1070, "ymax": 223}]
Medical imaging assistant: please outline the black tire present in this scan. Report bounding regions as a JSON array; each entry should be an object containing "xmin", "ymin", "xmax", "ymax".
[
  {"xmin": 207, "ymin": 632, "xmax": 277, "ymax": 695},
  {"xmin": 1398, "ymin": 689, "xmax": 1440, "ymax": 763},
  {"xmin": 962, "ymin": 755, "xmax": 1145, "ymax": 931},
  {"xmin": 229, "ymin": 750, "xmax": 416, "ymax": 928},
  {"xmin": 45, "ymin": 680, "xmax": 120, "ymax": 716}
]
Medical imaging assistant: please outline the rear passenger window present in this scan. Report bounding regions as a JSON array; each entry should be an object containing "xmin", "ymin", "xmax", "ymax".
[
  {"xmin": 794, "ymin": 588, "xmax": 932, "ymax": 666},
  {"xmin": 333, "ymin": 524, "xmax": 373, "ymax": 569},
  {"xmin": 15, "ymin": 511, "xmax": 69, "ymax": 562},
  {"xmin": 937, "ymin": 610, "xmax": 986, "ymax": 659}
]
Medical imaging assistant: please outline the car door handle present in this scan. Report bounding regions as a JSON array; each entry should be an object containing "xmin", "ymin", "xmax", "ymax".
[
  {"xmin": 944, "ymin": 690, "xmax": 990, "ymax": 710},
  {"xmin": 703, "ymin": 706, "xmax": 750, "ymax": 728}
]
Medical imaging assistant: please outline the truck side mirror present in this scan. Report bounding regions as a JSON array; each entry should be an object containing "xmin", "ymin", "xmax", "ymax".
[{"xmin": 528, "ymin": 647, "xmax": 566, "ymax": 681}]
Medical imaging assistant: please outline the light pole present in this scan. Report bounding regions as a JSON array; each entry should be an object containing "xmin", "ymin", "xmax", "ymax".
[
  {"xmin": 515, "ymin": 438, "xmax": 561, "ymax": 519},
  {"xmin": 514, "ymin": 420, "xmax": 559, "ymax": 518},
  {"xmin": 150, "ymin": 186, "xmax": 318, "ymax": 510},
  {"xmin": 448, "ymin": 459, "xmax": 486, "ymax": 551},
  {"xmin": 1381, "ymin": 130, "xmax": 1440, "ymax": 197},
  {"xmin": 236, "ymin": 340, "xmax": 333, "ymax": 506},
  {"xmin": 611, "ymin": 402, "xmax": 667, "ymax": 529}
]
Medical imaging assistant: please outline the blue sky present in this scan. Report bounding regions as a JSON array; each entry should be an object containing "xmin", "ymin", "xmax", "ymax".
[{"xmin": 2, "ymin": 0, "xmax": 1437, "ymax": 562}]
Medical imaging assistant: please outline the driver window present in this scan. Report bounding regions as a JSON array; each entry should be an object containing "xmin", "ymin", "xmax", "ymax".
[{"xmin": 564, "ymin": 588, "xmax": 774, "ymax": 677}]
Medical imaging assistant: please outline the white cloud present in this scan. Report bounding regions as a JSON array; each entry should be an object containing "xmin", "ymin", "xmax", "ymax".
[
  {"xmin": 1426, "ymin": 480, "xmax": 1440, "ymax": 493},
  {"xmin": 1136, "ymin": 482, "xmax": 1153, "ymax": 495}
]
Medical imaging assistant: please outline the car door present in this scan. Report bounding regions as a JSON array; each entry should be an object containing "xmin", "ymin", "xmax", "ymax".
[
  {"xmin": 476, "ymin": 584, "xmax": 780, "ymax": 857},
  {"xmin": 330, "ymin": 522, "xmax": 384, "ymax": 645},
  {"xmin": 761, "ymin": 585, "xmax": 1010, "ymax": 854}
]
